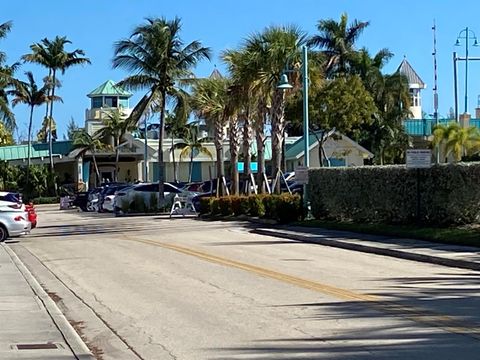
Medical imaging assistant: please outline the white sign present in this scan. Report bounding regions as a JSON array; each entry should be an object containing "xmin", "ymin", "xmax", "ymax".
[
  {"xmin": 406, "ymin": 149, "xmax": 432, "ymax": 169},
  {"xmin": 295, "ymin": 166, "xmax": 309, "ymax": 184}
]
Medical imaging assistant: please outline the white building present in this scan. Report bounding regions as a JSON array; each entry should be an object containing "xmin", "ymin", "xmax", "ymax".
[{"xmin": 397, "ymin": 58, "xmax": 426, "ymax": 119}]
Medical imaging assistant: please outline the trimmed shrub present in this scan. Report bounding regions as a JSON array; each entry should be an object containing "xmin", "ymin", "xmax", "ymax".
[
  {"xmin": 210, "ymin": 198, "xmax": 221, "ymax": 215},
  {"xmin": 308, "ymin": 163, "xmax": 480, "ymax": 225},
  {"xmin": 32, "ymin": 196, "xmax": 60, "ymax": 205},
  {"xmin": 230, "ymin": 196, "xmax": 249, "ymax": 216},
  {"xmin": 261, "ymin": 194, "xmax": 278, "ymax": 220},
  {"xmin": 198, "ymin": 197, "xmax": 213, "ymax": 215},
  {"xmin": 218, "ymin": 196, "xmax": 233, "ymax": 216},
  {"xmin": 248, "ymin": 195, "xmax": 265, "ymax": 217},
  {"xmin": 276, "ymin": 193, "xmax": 302, "ymax": 223}
]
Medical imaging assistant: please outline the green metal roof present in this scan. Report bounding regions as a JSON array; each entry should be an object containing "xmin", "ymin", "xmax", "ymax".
[
  {"xmin": 0, "ymin": 141, "xmax": 73, "ymax": 161},
  {"xmin": 285, "ymin": 133, "xmax": 320, "ymax": 159},
  {"xmin": 87, "ymin": 80, "xmax": 132, "ymax": 98}
]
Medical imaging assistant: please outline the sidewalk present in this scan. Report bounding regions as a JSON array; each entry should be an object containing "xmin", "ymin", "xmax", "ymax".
[
  {"xmin": 251, "ymin": 226, "xmax": 480, "ymax": 271},
  {"xmin": 0, "ymin": 243, "xmax": 94, "ymax": 360}
]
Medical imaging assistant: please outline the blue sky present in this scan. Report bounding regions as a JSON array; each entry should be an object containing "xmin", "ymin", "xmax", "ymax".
[{"xmin": 2, "ymin": 0, "xmax": 480, "ymax": 140}]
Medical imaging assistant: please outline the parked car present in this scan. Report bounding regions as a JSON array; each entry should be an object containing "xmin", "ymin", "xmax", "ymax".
[
  {"xmin": 0, "ymin": 208, "xmax": 31, "ymax": 241},
  {"xmin": 113, "ymin": 182, "xmax": 198, "ymax": 214},
  {"xmin": 0, "ymin": 192, "xmax": 39, "ymax": 229},
  {"xmin": 0, "ymin": 191, "xmax": 24, "ymax": 211},
  {"xmin": 101, "ymin": 184, "xmax": 131, "ymax": 212}
]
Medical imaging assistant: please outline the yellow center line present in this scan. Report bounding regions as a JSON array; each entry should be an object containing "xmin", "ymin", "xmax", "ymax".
[{"xmin": 123, "ymin": 235, "xmax": 480, "ymax": 341}]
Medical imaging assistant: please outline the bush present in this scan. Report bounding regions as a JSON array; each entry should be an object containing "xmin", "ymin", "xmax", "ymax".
[
  {"xmin": 218, "ymin": 197, "xmax": 233, "ymax": 216},
  {"xmin": 276, "ymin": 193, "xmax": 302, "ymax": 223},
  {"xmin": 198, "ymin": 197, "xmax": 213, "ymax": 215},
  {"xmin": 32, "ymin": 196, "xmax": 60, "ymax": 205},
  {"xmin": 230, "ymin": 196, "xmax": 249, "ymax": 216},
  {"xmin": 308, "ymin": 163, "xmax": 480, "ymax": 225},
  {"xmin": 130, "ymin": 194, "xmax": 146, "ymax": 213},
  {"xmin": 248, "ymin": 195, "xmax": 265, "ymax": 217},
  {"xmin": 210, "ymin": 198, "xmax": 221, "ymax": 215}
]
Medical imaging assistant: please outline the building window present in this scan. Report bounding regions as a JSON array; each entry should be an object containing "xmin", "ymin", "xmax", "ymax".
[
  {"xmin": 104, "ymin": 96, "xmax": 118, "ymax": 108},
  {"xmin": 92, "ymin": 97, "xmax": 103, "ymax": 108}
]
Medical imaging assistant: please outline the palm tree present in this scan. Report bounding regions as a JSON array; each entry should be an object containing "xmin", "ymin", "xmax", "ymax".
[
  {"xmin": 0, "ymin": 21, "xmax": 17, "ymax": 130},
  {"xmin": 222, "ymin": 49, "xmax": 257, "ymax": 194},
  {"xmin": 433, "ymin": 123, "xmax": 480, "ymax": 162},
  {"xmin": 9, "ymin": 71, "xmax": 60, "ymax": 187},
  {"xmin": 307, "ymin": 13, "xmax": 369, "ymax": 77},
  {"xmin": 113, "ymin": 17, "xmax": 211, "ymax": 206},
  {"xmin": 72, "ymin": 129, "xmax": 104, "ymax": 186},
  {"xmin": 246, "ymin": 26, "xmax": 307, "ymax": 193},
  {"xmin": 191, "ymin": 77, "xmax": 230, "ymax": 195},
  {"xmin": 0, "ymin": 121, "xmax": 13, "ymax": 146},
  {"xmin": 94, "ymin": 108, "xmax": 136, "ymax": 182},
  {"xmin": 173, "ymin": 123, "xmax": 212, "ymax": 182},
  {"xmin": 22, "ymin": 36, "xmax": 91, "ymax": 172}
]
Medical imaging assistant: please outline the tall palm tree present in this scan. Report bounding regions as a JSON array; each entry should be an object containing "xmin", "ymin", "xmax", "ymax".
[
  {"xmin": 307, "ymin": 13, "xmax": 369, "ymax": 77},
  {"xmin": 191, "ymin": 77, "xmax": 230, "ymax": 195},
  {"xmin": 246, "ymin": 26, "xmax": 307, "ymax": 193},
  {"xmin": 9, "ymin": 71, "xmax": 60, "ymax": 186},
  {"xmin": 222, "ymin": 49, "xmax": 257, "ymax": 194},
  {"xmin": 22, "ymin": 36, "xmax": 91, "ymax": 172},
  {"xmin": 173, "ymin": 123, "xmax": 213, "ymax": 182},
  {"xmin": 94, "ymin": 108, "xmax": 136, "ymax": 182},
  {"xmin": 72, "ymin": 129, "xmax": 104, "ymax": 186},
  {"xmin": 433, "ymin": 123, "xmax": 480, "ymax": 162},
  {"xmin": 113, "ymin": 17, "xmax": 211, "ymax": 206},
  {"xmin": 0, "ymin": 21, "xmax": 17, "ymax": 130}
]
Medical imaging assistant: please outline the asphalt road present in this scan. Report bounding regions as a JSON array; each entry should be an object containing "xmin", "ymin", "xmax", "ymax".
[{"xmin": 8, "ymin": 207, "xmax": 480, "ymax": 359}]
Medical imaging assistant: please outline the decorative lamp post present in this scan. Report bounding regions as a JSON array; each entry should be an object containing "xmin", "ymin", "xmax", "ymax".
[
  {"xmin": 455, "ymin": 27, "xmax": 479, "ymax": 114},
  {"xmin": 277, "ymin": 45, "xmax": 309, "ymax": 211}
]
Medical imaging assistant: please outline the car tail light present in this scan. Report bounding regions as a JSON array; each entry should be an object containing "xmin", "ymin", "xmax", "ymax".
[{"xmin": 14, "ymin": 215, "xmax": 25, "ymax": 221}]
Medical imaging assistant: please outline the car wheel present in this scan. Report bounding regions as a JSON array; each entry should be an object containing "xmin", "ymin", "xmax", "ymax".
[{"xmin": 0, "ymin": 225, "xmax": 8, "ymax": 242}]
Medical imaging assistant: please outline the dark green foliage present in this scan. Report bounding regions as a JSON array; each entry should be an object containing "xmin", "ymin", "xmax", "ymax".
[
  {"xmin": 208, "ymin": 194, "xmax": 301, "ymax": 223},
  {"xmin": 248, "ymin": 195, "xmax": 265, "ymax": 217},
  {"xmin": 309, "ymin": 164, "xmax": 480, "ymax": 225},
  {"xmin": 230, "ymin": 196, "xmax": 250, "ymax": 216},
  {"xmin": 218, "ymin": 197, "xmax": 233, "ymax": 216},
  {"xmin": 31, "ymin": 196, "xmax": 59, "ymax": 204},
  {"xmin": 198, "ymin": 197, "xmax": 213, "ymax": 215}
]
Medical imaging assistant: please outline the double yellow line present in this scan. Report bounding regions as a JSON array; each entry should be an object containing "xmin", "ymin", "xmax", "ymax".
[{"xmin": 124, "ymin": 235, "xmax": 480, "ymax": 341}]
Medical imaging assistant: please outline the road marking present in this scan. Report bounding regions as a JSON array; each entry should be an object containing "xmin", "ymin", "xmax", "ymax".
[{"xmin": 123, "ymin": 235, "xmax": 480, "ymax": 341}]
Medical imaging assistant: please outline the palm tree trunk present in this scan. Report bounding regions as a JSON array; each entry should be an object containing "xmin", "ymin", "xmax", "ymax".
[
  {"xmin": 26, "ymin": 105, "xmax": 34, "ymax": 191},
  {"xmin": 115, "ymin": 145, "xmax": 120, "ymax": 182},
  {"xmin": 189, "ymin": 150, "xmax": 194, "ymax": 183},
  {"xmin": 229, "ymin": 117, "xmax": 240, "ymax": 195},
  {"xmin": 92, "ymin": 152, "xmax": 100, "ymax": 187},
  {"xmin": 171, "ymin": 135, "xmax": 177, "ymax": 182},
  {"xmin": 243, "ymin": 111, "xmax": 252, "ymax": 195},
  {"xmin": 158, "ymin": 90, "xmax": 167, "ymax": 207},
  {"xmin": 255, "ymin": 104, "xmax": 267, "ymax": 194},
  {"xmin": 270, "ymin": 89, "xmax": 286, "ymax": 194},
  {"xmin": 214, "ymin": 116, "xmax": 226, "ymax": 196},
  {"xmin": 48, "ymin": 69, "xmax": 56, "ymax": 173}
]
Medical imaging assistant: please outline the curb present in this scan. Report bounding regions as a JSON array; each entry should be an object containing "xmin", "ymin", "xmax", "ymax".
[
  {"xmin": 4, "ymin": 245, "xmax": 95, "ymax": 360},
  {"xmin": 251, "ymin": 228, "xmax": 480, "ymax": 272}
]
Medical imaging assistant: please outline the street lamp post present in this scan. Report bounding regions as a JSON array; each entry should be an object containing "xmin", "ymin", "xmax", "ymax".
[
  {"xmin": 277, "ymin": 45, "xmax": 309, "ymax": 210},
  {"xmin": 455, "ymin": 27, "xmax": 479, "ymax": 114}
]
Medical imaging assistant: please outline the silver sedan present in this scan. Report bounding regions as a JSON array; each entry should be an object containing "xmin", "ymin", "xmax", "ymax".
[{"xmin": 0, "ymin": 209, "xmax": 31, "ymax": 241}]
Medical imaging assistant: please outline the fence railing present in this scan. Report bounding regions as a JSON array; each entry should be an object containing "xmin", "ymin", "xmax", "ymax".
[{"xmin": 403, "ymin": 118, "xmax": 480, "ymax": 136}]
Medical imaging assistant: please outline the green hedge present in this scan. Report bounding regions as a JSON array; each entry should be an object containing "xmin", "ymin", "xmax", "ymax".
[
  {"xmin": 32, "ymin": 196, "xmax": 60, "ymax": 204},
  {"xmin": 308, "ymin": 163, "xmax": 480, "ymax": 225},
  {"xmin": 205, "ymin": 194, "xmax": 302, "ymax": 223}
]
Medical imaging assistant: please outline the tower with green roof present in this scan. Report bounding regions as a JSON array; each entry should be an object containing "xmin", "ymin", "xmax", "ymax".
[{"xmin": 85, "ymin": 80, "xmax": 132, "ymax": 135}]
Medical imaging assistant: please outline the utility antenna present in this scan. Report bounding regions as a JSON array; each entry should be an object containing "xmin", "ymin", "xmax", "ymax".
[
  {"xmin": 433, "ymin": 19, "xmax": 440, "ymax": 163},
  {"xmin": 432, "ymin": 19, "xmax": 439, "ymax": 125}
]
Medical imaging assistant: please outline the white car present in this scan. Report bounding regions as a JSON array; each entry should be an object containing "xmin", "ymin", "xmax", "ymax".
[
  {"xmin": 0, "ymin": 191, "xmax": 25, "ymax": 212},
  {"xmin": 113, "ymin": 182, "xmax": 197, "ymax": 214},
  {"xmin": 0, "ymin": 208, "xmax": 31, "ymax": 241}
]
